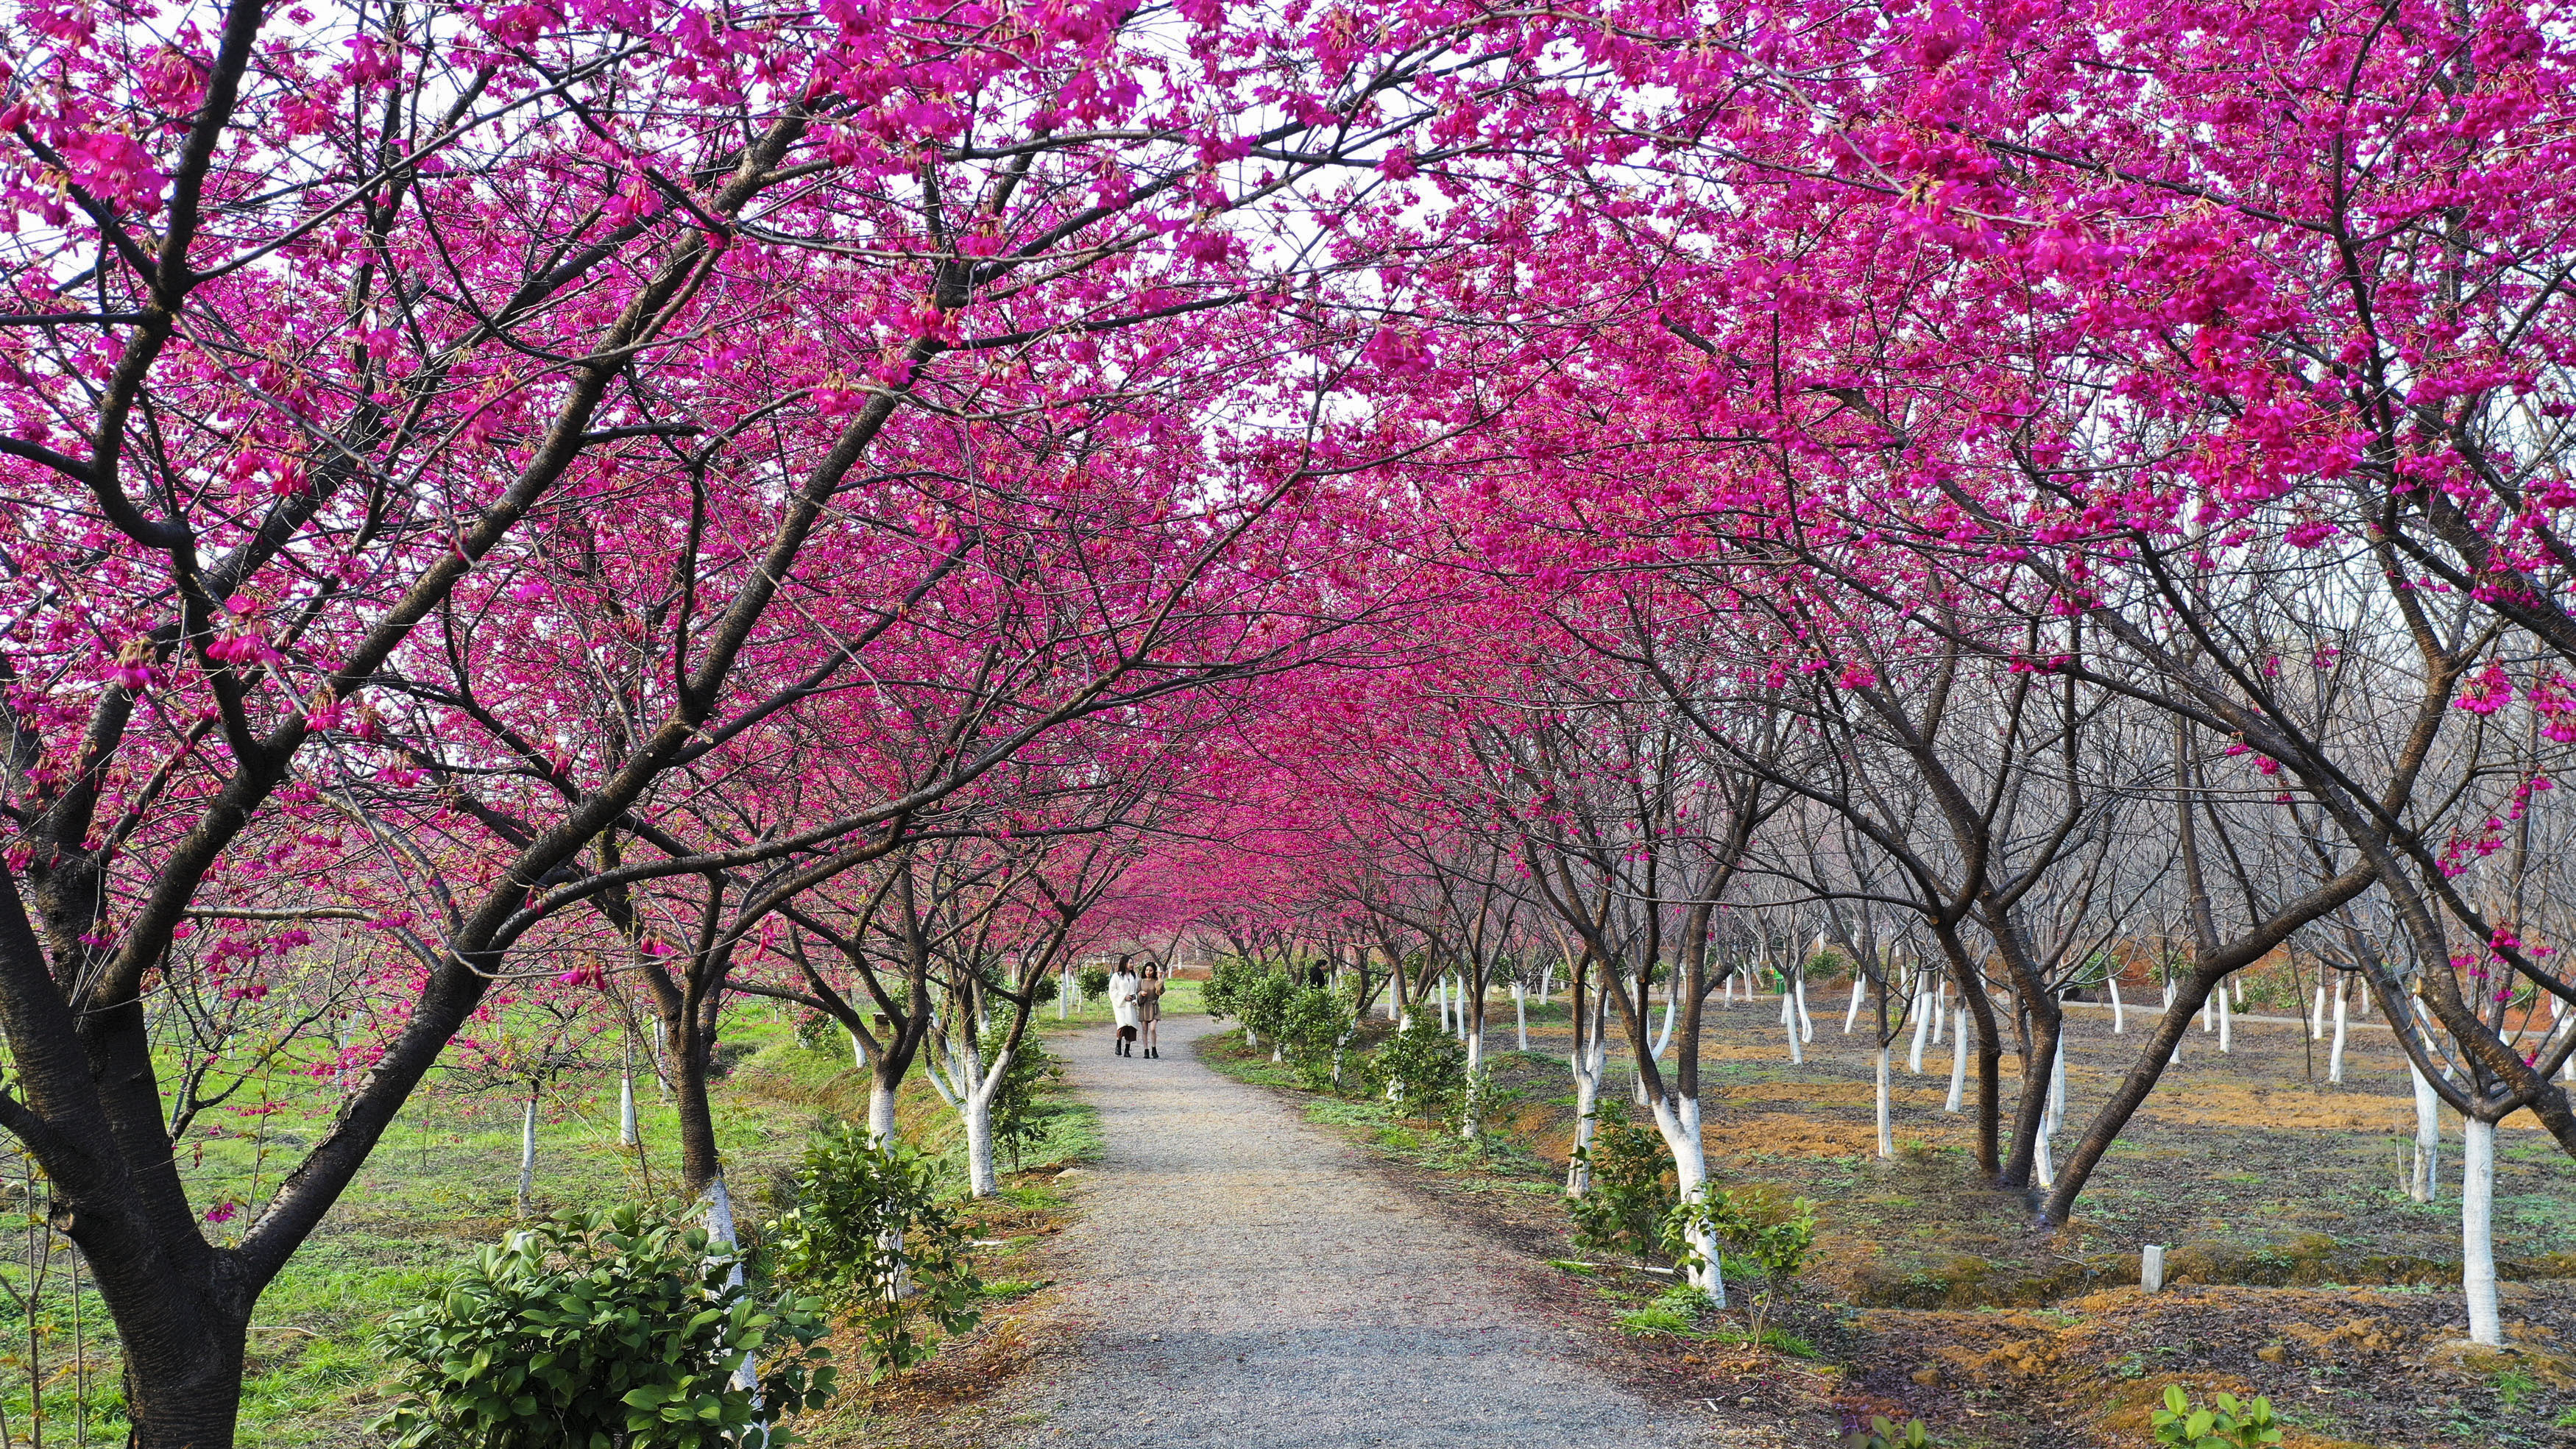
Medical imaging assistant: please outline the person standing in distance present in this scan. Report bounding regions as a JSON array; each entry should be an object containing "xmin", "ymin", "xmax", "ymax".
[{"xmin": 1109, "ymin": 955, "xmax": 1142, "ymax": 1057}]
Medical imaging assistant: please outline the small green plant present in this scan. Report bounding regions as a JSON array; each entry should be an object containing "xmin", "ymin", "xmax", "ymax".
[
  {"xmin": 1077, "ymin": 964, "xmax": 1111, "ymax": 1002},
  {"xmin": 2553, "ymin": 1404, "xmax": 2576, "ymax": 1430},
  {"xmin": 2150, "ymin": 1384, "xmax": 2283, "ymax": 1449},
  {"xmin": 1843, "ymin": 1417, "xmax": 1933, "ymax": 1449},
  {"xmin": 1616, "ymin": 1286, "xmax": 1706, "ymax": 1336},
  {"xmin": 982, "ymin": 1025, "xmax": 1060, "ymax": 1169},
  {"xmin": 767, "ymin": 1127, "xmax": 982, "ymax": 1379},
  {"xmin": 1280, "ymin": 982, "xmax": 1356, "ymax": 1089},
  {"xmin": 2490, "ymin": 1364, "xmax": 2539, "ymax": 1410},
  {"xmin": 372, "ymin": 1205, "xmax": 835, "ymax": 1448},
  {"xmin": 1565, "ymin": 1104, "xmax": 1677, "ymax": 1261},
  {"xmin": 1666, "ymin": 1185, "xmax": 1818, "ymax": 1348},
  {"xmin": 1364, "ymin": 1013, "xmax": 1471, "ymax": 1125}
]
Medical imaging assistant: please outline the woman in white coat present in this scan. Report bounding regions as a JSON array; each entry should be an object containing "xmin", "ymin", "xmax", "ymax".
[{"xmin": 1109, "ymin": 957, "xmax": 1142, "ymax": 1057}]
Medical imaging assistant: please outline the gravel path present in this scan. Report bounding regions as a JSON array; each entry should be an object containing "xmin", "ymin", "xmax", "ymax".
[{"xmin": 1017, "ymin": 1013, "xmax": 1744, "ymax": 1448}]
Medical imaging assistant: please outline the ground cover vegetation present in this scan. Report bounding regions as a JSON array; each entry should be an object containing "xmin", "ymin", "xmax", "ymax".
[{"xmin": 8, "ymin": 0, "xmax": 2576, "ymax": 1441}]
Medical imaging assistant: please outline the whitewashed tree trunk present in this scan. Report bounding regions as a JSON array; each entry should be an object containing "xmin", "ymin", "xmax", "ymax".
[
  {"xmin": 2312, "ymin": 982, "xmax": 2329, "ymax": 1039},
  {"xmin": 1874, "ymin": 1047, "xmax": 1894, "ymax": 1158},
  {"xmin": 2109, "ymin": 977, "xmax": 2126, "ymax": 1034},
  {"xmin": 1646, "ymin": 1093, "xmax": 1725, "ymax": 1307},
  {"xmin": 1652, "ymin": 986, "xmax": 1676, "ymax": 1059},
  {"xmin": 1907, "ymin": 976, "xmax": 1933, "ymax": 1074},
  {"xmin": 2199, "ymin": 991, "xmax": 2216, "ymax": 1033},
  {"xmin": 1462, "ymin": 1021, "xmax": 1485, "ymax": 1141},
  {"xmin": 1944, "ymin": 1005, "xmax": 1968, "ymax": 1113},
  {"xmin": 703, "ymin": 1177, "xmax": 763, "ymax": 1401},
  {"xmin": 2328, "ymin": 980, "xmax": 2349, "ymax": 1084},
  {"xmin": 1567, "ymin": 1032, "xmax": 1605, "ymax": 1197},
  {"xmin": 1844, "ymin": 978, "xmax": 1866, "ymax": 1033},
  {"xmin": 516, "ymin": 1094, "xmax": 538, "ymax": 1216},
  {"xmin": 1538, "ymin": 964, "xmax": 1555, "ymax": 1004},
  {"xmin": 1795, "ymin": 977, "xmax": 1814, "ymax": 1043},
  {"xmin": 618, "ymin": 1069, "xmax": 639, "ymax": 1148},
  {"xmin": 962, "ymin": 1084, "xmax": 1000, "ymax": 1196},
  {"xmin": 1928, "ymin": 984, "xmax": 1945, "ymax": 1048},
  {"xmin": 2048, "ymin": 1040, "xmax": 2067, "ymax": 1136},
  {"xmin": 2408, "ymin": 1060, "xmax": 2441, "ymax": 1203},
  {"xmin": 2217, "ymin": 985, "xmax": 2233, "ymax": 1053},
  {"xmin": 1780, "ymin": 985, "xmax": 1804, "ymax": 1065},
  {"xmin": 868, "ymin": 1076, "xmax": 899, "ymax": 1145},
  {"xmin": 1512, "ymin": 983, "xmax": 1528, "ymax": 1052},
  {"xmin": 2463, "ymin": 1118, "xmax": 2502, "ymax": 1346}
]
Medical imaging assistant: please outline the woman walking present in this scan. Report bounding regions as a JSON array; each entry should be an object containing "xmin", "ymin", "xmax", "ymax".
[
  {"xmin": 1110, "ymin": 957, "xmax": 1142, "ymax": 1057},
  {"xmin": 1136, "ymin": 963, "xmax": 1167, "ymax": 1058}
]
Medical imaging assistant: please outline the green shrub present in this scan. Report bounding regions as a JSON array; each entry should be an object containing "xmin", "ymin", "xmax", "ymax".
[
  {"xmin": 1201, "ymin": 958, "xmax": 1259, "ymax": 1018},
  {"xmin": 1363, "ymin": 1014, "xmax": 1470, "ymax": 1126},
  {"xmin": 2149, "ymin": 1385, "xmax": 2282, "ymax": 1448},
  {"xmin": 1077, "ymin": 964, "xmax": 1111, "ymax": 1002},
  {"xmin": 795, "ymin": 1010, "xmax": 841, "ymax": 1054},
  {"xmin": 1280, "ymin": 983, "xmax": 1356, "ymax": 1088},
  {"xmin": 767, "ymin": 1127, "xmax": 980, "ymax": 1380},
  {"xmin": 1237, "ymin": 970, "xmax": 1296, "ymax": 1047},
  {"xmin": 372, "ymin": 1205, "xmax": 835, "ymax": 1448},
  {"xmin": 1666, "ymin": 1185, "xmax": 1818, "ymax": 1346},
  {"xmin": 983, "ymin": 1025, "xmax": 1060, "ymax": 1169},
  {"xmin": 1565, "ymin": 1105, "xmax": 1677, "ymax": 1261}
]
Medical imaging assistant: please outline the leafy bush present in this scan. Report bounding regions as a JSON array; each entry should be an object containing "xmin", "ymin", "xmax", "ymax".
[
  {"xmin": 1077, "ymin": 964, "xmax": 1111, "ymax": 1002},
  {"xmin": 2149, "ymin": 1386, "xmax": 2282, "ymax": 1449},
  {"xmin": 1844, "ymin": 1416, "xmax": 1934, "ymax": 1449},
  {"xmin": 1666, "ymin": 1183, "xmax": 1819, "ymax": 1345},
  {"xmin": 767, "ymin": 1127, "xmax": 981, "ymax": 1380},
  {"xmin": 1236, "ymin": 970, "xmax": 1296, "ymax": 1047},
  {"xmin": 1195, "ymin": 963, "xmax": 1257, "ymax": 1018},
  {"xmin": 1280, "ymin": 983, "xmax": 1356, "ymax": 1088},
  {"xmin": 1565, "ymin": 1105, "xmax": 1677, "ymax": 1261},
  {"xmin": 982, "ymin": 1025, "xmax": 1061, "ymax": 1169},
  {"xmin": 1363, "ymin": 1014, "xmax": 1470, "ymax": 1125},
  {"xmin": 795, "ymin": 1010, "xmax": 841, "ymax": 1054},
  {"xmin": 372, "ymin": 1205, "xmax": 835, "ymax": 1448}
]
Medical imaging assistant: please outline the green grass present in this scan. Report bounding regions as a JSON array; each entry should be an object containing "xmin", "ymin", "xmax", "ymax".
[{"xmin": 0, "ymin": 1002, "xmax": 1102, "ymax": 1443}]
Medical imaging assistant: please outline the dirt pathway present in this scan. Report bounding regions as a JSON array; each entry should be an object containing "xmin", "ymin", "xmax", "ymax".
[{"xmin": 1015, "ymin": 1014, "xmax": 1761, "ymax": 1448}]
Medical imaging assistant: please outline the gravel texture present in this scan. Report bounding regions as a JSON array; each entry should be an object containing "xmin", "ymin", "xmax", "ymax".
[{"xmin": 1016, "ymin": 1014, "xmax": 1750, "ymax": 1448}]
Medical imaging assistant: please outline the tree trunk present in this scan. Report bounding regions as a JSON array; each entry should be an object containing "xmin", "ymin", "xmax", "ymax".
[
  {"xmin": 1795, "ymin": 976, "xmax": 1814, "ymax": 1042},
  {"xmin": 1566, "ymin": 1037, "xmax": 1604, "ymax": 1197},
  {"xmin": 1513, "ymin": 984, "xmax": 1528, "ymax": 1052},
  {"xmin": 1945, "ymin": 1005, "xmax": 1969, "ymax": 1113},
  {"xmin": 121, "ymin": 1322, "xmax": 249, "ymax": 1449},
  {"xmin": 1875, "ymin": 1047, "xmax": 1893, "ymax": 1158},
  {"xmin": 2463, "ymin": 1118, "xmax": 2501, "ymax": 1346},
  {"xmin": 1908, "ymin": 973, "xmax": 1933, "ymax": 1074},
  {"xmin": 1647, "ymin": 1093, "xmax": 1724, "ymax": 1307},
  {"xmin": 2328, "ymin": 980, "xmax": 2349, "ymax": 1085},
  {"xmin": 2409, "ymin": 1061, "xmax": 2441, "ymax": 1203},
  {"xmin": 1844, "ymin": 978, "xmax": 1865, "ymax": 1033},
  {"xmin": 2109, "ymin": 977, "xmax": 2125, "ymax": 1035},
  {"xmin": 516, "ymin": 1093, "xmax": 538, "ymax": 1216},
  {"xmin": 2217, "ymin": 985, "xmax": 2233, "ymax": 1053},
  {"xmin": 963, "ymin": 1085, "xmax": 1000, "ymax": 1197},
  {"xmin": 1780, "ymin": 985, "xmax": 1803, "ymax": 1065}
]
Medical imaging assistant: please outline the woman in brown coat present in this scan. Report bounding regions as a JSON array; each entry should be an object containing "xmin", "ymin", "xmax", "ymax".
[{"xmin": 1136, "ymin": 963, "xmax": 1167, "ymax": 1058}]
